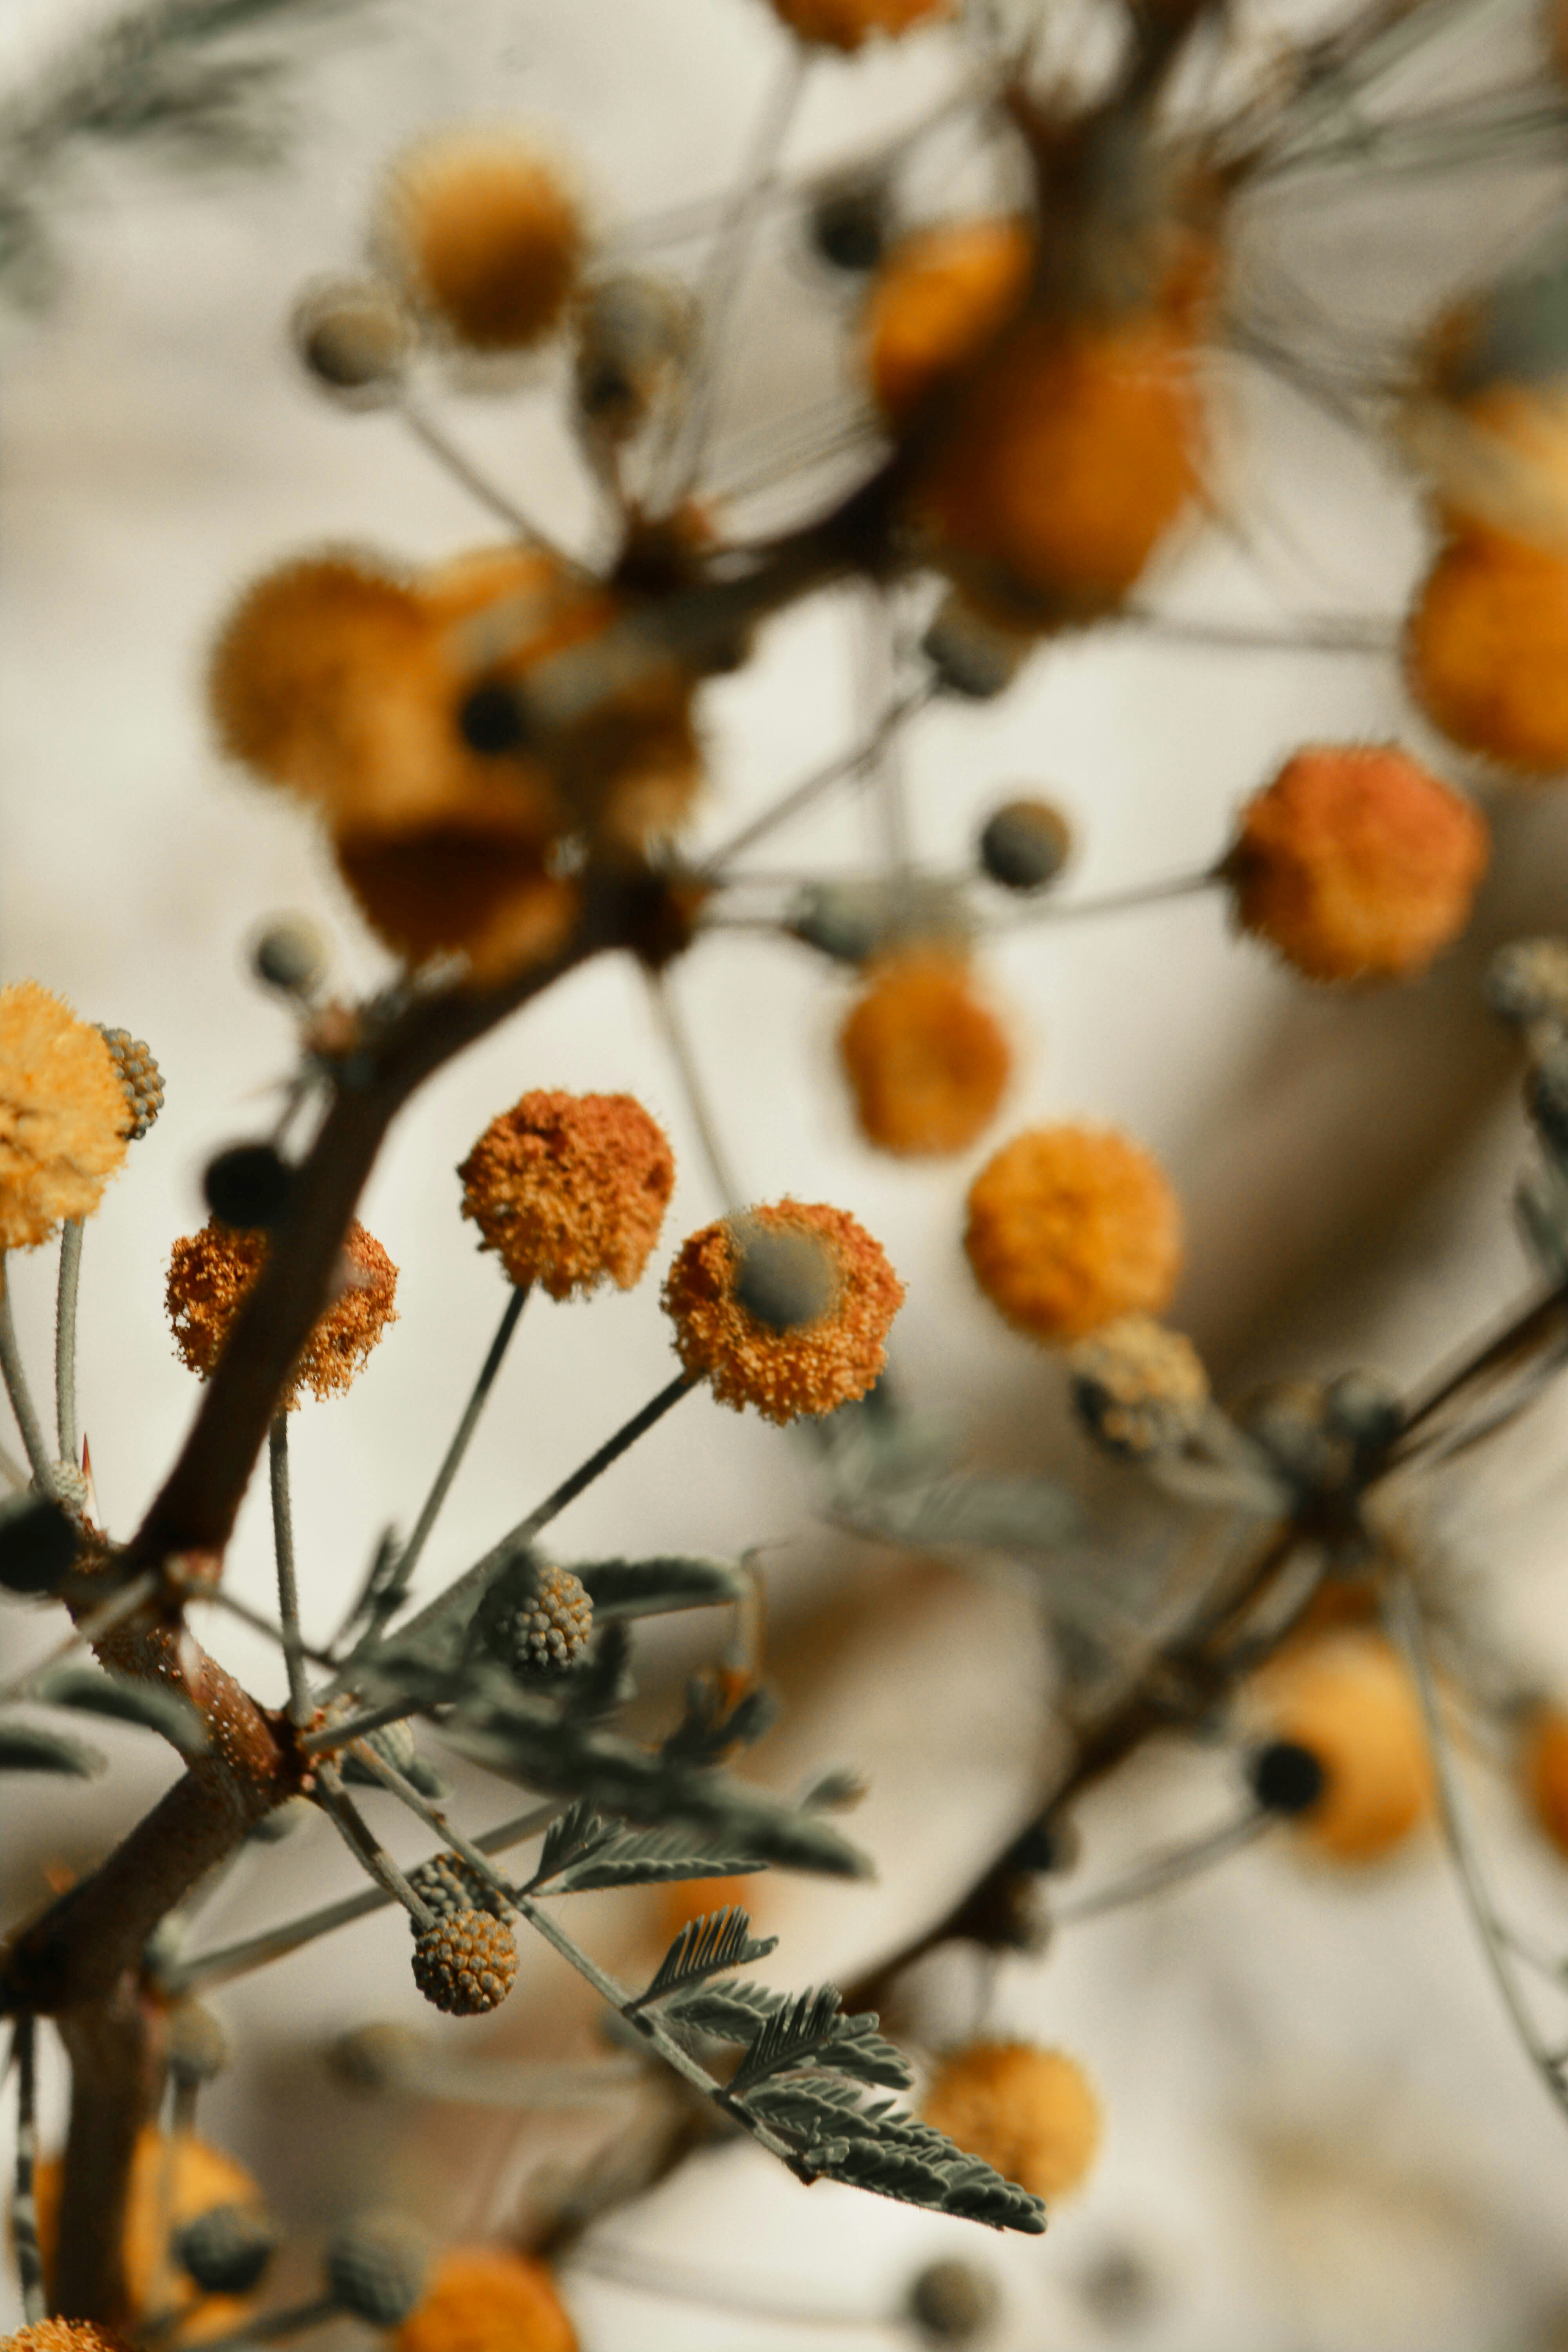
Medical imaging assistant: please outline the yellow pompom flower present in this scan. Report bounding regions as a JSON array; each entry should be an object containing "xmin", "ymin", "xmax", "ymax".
[
  {"xmin": 1252, "ymin": 1632, "xmax": 1434, "ymax": 1862},
  {"xmin": 964, "ymin": 1125, "xmax": 1182, "ymax": 1343},
  {"xmin": 396, "ymin": 2247, "xmax": 577, "ymax": 2352},
  {"xmin": 923, "ymin": 2040, "xmax": 1102, "ymax": 2201},
  {"xmin": 33, "ymin": 2129, "xmax": 263, "ymax": 2341},
  {"xmin": 377, "ymin": 130, "xmax": 584, "ymax": 354},
  {"xmin": 0, "ymin": 982, "xmax": 130, "ymax": 1250},
  {"xmin": 839, "ymin": 951, "xmax": 1011, "ymax": 1157}
]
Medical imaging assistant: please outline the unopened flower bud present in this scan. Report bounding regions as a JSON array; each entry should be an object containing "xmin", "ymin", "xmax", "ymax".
[
  {"xmin": 978, "ymin": 797, "xmax": 1073, "ymax": 893},
  {"xmin": 251, "ymin": 917, "xmax": 328, "ymax": 998}
]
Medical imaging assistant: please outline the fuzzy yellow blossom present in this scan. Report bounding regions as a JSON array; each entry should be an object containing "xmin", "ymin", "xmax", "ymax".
[
  {"xmin": 0, "ymin": 982, "xmax": 130, "ymax": 1250},
  {"xmin": 1225, "ymin": 744, "xmax": 1490, "ymax": 982},
  {"xmin": 923, "ymin": 2040, "xmax": 1102, "ymax": 2201},
  {"xmin": 1252, "ymin": 1632, "xmax": 1434, "ymax": 1862},
  {"xmin": 663, "ymin": 1200, "xmax": 903, "ymax": 1423},
  {"xmin": 864, "ymin": 219, "xmax": 1034, "ymax": 427},
  {"xmin": 396, "ymin": 2247, "xmax": 577, "ymax": 2352},
  {"xmin": 839, "ymin": 951, "xmax": 1011, "ymax": 1156},
  {"xmin": 1406, "ymin": 529, "xmax": 1568, "ymax": 775},
  {"xmin": 166, "ymin": 1220, "xmax": 397, "ymax": 1407},
  {"xmin": 1, "ymin": 2325, "xmax": 132, "ymax": 2352},
  {"xmin": 33, "ymin": 2130, "xmax": 262, "ymax": 2342},
  {"xmin": 964, "ymin": 1125, "xmax": 1182, "ymax": 1343},
  {"xmin": 377, "ymin": 131, "xmax": 584, "ymax": 353},
  {"xmin": 459, "ymin": 1091, "xmax": 675, "ymax": 1299}
]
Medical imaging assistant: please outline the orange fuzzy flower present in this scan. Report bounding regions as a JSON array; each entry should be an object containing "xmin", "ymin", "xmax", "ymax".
[
  {"xmin": 1405, "ymin": 529, "xmax": 1568, "ymax": 775},
  {"xmin": 2, "ymin": 2327, "xmax": 132, "ymax": 2352},
  {"xmin": 33, "ymin": 2130, "xmax": 262, "ymax": 2341},
  {"xmin": 459, "ymin": 1091, "xmax": 675, "ymax": 1299},
  {"xmin": 864, "ymin": 218, "xmax": 1034, "ymax": 427},
  {"xmin": 0, "ymin": 982, "xmax": 130, "ymax": 1250},
  {"xmin": 964, "ymin": 1125, "xmax": 1181, "ymax": 1343},
  {"xmin": 209, "ymin": 545, "xmax": 699, "ymax": 976},
  {"xmin": 768, "ymin": 0, "xmax": 949, "ymax": 44},
  {"xmin": 663, "ymin": 1200, "xmax": 904, "ymax": 1423},
  {"xmin": 915, "ymin": 309, "xmax": 1205, "ymax": 623},
  {"xmin": 1226, "ymin": 744, "xmax": 1490, "ymax": 982},
  {"xmin": 166, "ymin": 1220, "xmax": 397, "ymax": 1407},
  {"xmin": 1252, "ymin": 1632, "xmax": 1434, "ymax": 1862},
  {"xmin": 839, "ymin": 951, "xmax": 1011, "ymax": 1156},
  {"xmin": 923, "ymin": 2041, "xmax": 1101, "ymax": 2201},
  {"xmin": 396, "ymin": 2247, "xmax": 577, "ymax": 2352},
  {"xmin": 1521, "ymin": 1704, "xmax": 1568, "ymax": 1860},
  {"xmin": 377, "ymin": 131, "xmax": 584, "ymax": 353}
]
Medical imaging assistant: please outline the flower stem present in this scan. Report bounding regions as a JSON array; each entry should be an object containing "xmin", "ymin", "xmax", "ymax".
[
  {"xmin": 269, "ymin": 1416, "xmax": 310, "ymax": 1728},
  {"xmin": 388, "ymin": 1370, "xmax": 701, "ymax": 1658},
  {"xmin": 314, "ymin": 1765, "xmax": 436, "ymax": 1930},
  {"xmin": 55, "ymin": 1218, "xmax": 83, "ymax": 1469},
  {"xmin": 397, "ymin": 1285, "xmax": 529, "ymax": 1592},
  {"xmin": 0, "ymin": 1256, "xmax": 55, "ymax": 1493}
]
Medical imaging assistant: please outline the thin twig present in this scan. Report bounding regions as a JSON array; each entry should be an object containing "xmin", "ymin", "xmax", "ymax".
[
  {"xmin": 11, "ymin": 2015, "xmax": 45, "ymax": 2326},
  {"xmin": 397, "ymin": 396, "xmax": 570, "ymax": 557},
  {"xmin": 158, "ymin": 1800, "xmax": 563, "ymax": 1995},
  {"xmin": 397, "ymin": 1286, "xmax": 529, "ymax": 1592},
  {"xmin": 697, "ymin": 687, "xmax": 933, "ymax": 878},
  {"xmin": 645, "ymin": 971, "xmax": 743, "ymax": 1210},
  {"xmin": 314, "ymin": 1766, "xmax": 436, "ymax": 1930},
  {"xmin": 55, "ymin": 1218, "xmax": 83, "ymax": 1469},
  {"xmin": 269, "ymin": 1416, "xmax": 310, "ymax": 1728},
  {"xmin": 1385, "ymin": 1577, "xmax": 1568, "ymax": 2120},
  {"xmin": 384, "ymin": 1370, "xmax": 701, "ymax": 1659},
  {"xmin": 1002, "ymin": 867, "xmax": 1219, "ymax": 930},
  {"xmin": 654, "ymin": 48, "xmax": 811, "ymax": 508},
  {"xmin": 1050, "ymin": 1808, "xmax": 1274, "ymax": 1926},
  {"xmin": 0, "ymin": 1256, "xmax": 55, "ymax": 1492}
]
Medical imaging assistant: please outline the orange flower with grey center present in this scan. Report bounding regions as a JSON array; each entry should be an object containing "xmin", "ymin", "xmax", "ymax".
[
  {"xmin": 459, "ymin": 1091, "xmax": 674, "ymax": 1299},
  {"xmin": 662, "ymin": 1200, "xmax": 903, "ymax": 1423},
  {"xmin": 165, "ymin": 1219, "xmax": 397, "ymax": 1408}
]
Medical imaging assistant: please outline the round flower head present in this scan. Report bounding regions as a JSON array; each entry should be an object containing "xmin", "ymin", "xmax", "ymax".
[
  {"xmin": 4, "ymin": 2328, "xmax": 132, "ymax": 2352},
  {"xmin": 166, "ymin": 1219, "xmax": 397, "ymax": 1408},
  {"xmin": 34, "ymin": 2128, "xmax": 262, "ymax": 2339},
  {"xmin": 839, "ymin": 951, "xmax": 1011, "ymax": 1157},
  {"xmin": 1252, "ymin": 1632, "xmax": 1434, "ymax": 1862},
  {"xmin": 377, "ymin": 129, "xmax": 584, "ymax": 353},
  {"xmin": 965, "ymin": 1125, "xmax": 1182, "ymax": 1343},
  {"xmin": 411, "ymin": 1910, "xmax": 519, "ymax": 2016},
  {"xmin": 459, "ymin": 1091, "xmax": 674, "ymax": 1300},
  {"xmin": 1405, "ymin": 528, "xmax": 1568, "ymax": 775},
  {"xmin": 768, "ymin": 0, "xmax": 949, "ymax": 49},
  {"xmin": 923, "ymin": 2040, "xmax": 1101, "ymax": 2201},
  {"xmin": 0, "ymin": 982, "xmax": 130, "ymax": 1250},
  {"xmin": 865, "ymin": 218, "xmax": 1034, "ymax": 428},
  {"xmin": 1225, "ymin": 744, "xmax": 1490, "ymax": 983},
  {"xmin": 662, "ymin": 1200, "xmax": 904, "ymax": 1424},
  {"xmin": 1521, "ymin": 1703, "xmax": 1568, "ymax": 1861},
  {"xmin": 396, "ymin": 2247, "xmax": 577, "ymax": 2352}
]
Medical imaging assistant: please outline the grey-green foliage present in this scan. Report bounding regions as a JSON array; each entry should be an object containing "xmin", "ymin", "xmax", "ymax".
[
  {"xmin": 576, "ymin": 1554, "xmax": 751, "ymax": 1619},
  {"xmin": 34, "ymin": 1663, "xmax": 209, "ymax": 1754},
  {"xmin": 0, "ymin": 1717, "xmax": 106, "ymax": 1776},
  {"xmin": 632, "ymin": 1904, "xmax": 777, "ymax": 2007},
  {"xmin": 655, "ymin": 1965, "xmax": 1045, "ymax": 2234},
  {"xmin": 526, "ymin": 1800, "xmax": 765, "ymax": 1894},
  {"xmin": 0, "ymin": 0, "xmax": 381, "ymax": 304}
]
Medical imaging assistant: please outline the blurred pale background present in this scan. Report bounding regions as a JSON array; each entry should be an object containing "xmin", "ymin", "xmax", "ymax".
[{"xmin": 7, "ymin": 0, "xmax": 1568, "ymax": 2345}]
